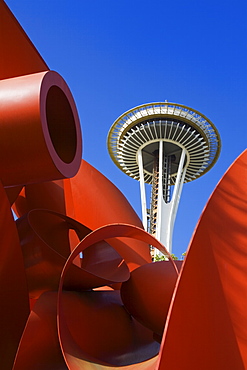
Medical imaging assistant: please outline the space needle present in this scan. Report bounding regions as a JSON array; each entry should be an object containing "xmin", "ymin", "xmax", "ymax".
[{"xmin": 107, "ymin": 102, "xmax": 221, "ymax": 254}]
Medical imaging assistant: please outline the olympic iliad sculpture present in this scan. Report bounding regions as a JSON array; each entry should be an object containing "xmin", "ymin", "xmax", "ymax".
[{"xmin": 0, "ymin": 1, "xmax": 247, "ymax": 369}]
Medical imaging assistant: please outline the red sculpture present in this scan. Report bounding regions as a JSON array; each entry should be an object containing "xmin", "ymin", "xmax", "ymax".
[{"xmin": 0, "ymin": 1, "xmax": 246, "ymax": 369}]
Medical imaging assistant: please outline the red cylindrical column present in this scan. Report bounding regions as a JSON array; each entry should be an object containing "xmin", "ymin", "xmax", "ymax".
[{"xmin": 0, "ymin": 70, "xmax": 82, "ymax": 187}]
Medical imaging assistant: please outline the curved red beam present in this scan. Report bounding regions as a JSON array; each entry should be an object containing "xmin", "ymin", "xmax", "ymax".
[
  {"xmin": 13, "ymin": 290, "xmax": 159, "ymax": 370},
  {"xmin": 63, "ymin": 160, "xmax": 154, "ymax": 270},
  {"xmin": 13, "ymin": 160, "xmax": 153, "ymax": 270},
  {"xmin": 121, "ymin": 260, "xmax": 178, "ymax": 337},
  {"xmin": 157, "ymin": 149, "xmax": 247, "ymax": 370},
  {"xmin": 57, "ymin": 223, "xmax": 177, "ymax": 369},
  {"xmin": 16, "ymin": 209, "xmax": 130, "ymax": 299},
  {"xmin": 14, "ymin": 222, "xmax": 175, "ymax": 369}
]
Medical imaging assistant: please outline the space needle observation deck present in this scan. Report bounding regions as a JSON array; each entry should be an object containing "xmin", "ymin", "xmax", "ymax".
[{"xmin": 107, "ymin": 102, "xmax": 221, "ymax": 254}]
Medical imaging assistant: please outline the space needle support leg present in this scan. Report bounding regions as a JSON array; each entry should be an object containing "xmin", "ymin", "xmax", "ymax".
[
  {"xmin": 160, "ymin": 147, "xmax": 187, "ymax": 252},
  {"xmin": 137, "ymin": 148, "xmax": 148, "ymax": 231},
  {"xmin": 171, "ymin": 148, "xmax": 187, "ymax": 218},
  {"xmin": 156, "ymin": 140, "xmax": 164, "ymax": 242},
  {"xmin": 171, "ymin": 148, "xmax": 186, "ymax": 206}
]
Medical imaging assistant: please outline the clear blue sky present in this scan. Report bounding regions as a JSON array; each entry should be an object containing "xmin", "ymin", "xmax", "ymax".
[{"xmin": 6, "ymin": 0, "xmax": 247, "ymax": 258}]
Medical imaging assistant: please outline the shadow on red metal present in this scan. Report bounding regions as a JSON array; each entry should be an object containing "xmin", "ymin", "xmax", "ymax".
[
  {"xmin": 0, "ymin": 181, "xmax": 29, "ymax": 369},
  {"xmin": 121, "ymin": 261, "xmax": 178, "ymax": 337},
  {"xmin": 16, "ymin": 210, "xmax": 130, "ymax": 299}
]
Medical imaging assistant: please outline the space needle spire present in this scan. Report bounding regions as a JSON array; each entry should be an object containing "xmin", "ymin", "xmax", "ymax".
[{"xmin": 107, "ymin": 102, "xmax": 221, "ymax": 254}]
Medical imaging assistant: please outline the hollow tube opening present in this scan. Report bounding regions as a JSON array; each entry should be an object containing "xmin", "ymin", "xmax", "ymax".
[{"xmin": 46, "ymin": 85, "xmax": 77, "ymax": 164}]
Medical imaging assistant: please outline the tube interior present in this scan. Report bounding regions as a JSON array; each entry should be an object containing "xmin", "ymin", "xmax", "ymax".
[{"xmin": 46, "ymin": 85, "xmax": 77, "ymax": 164}]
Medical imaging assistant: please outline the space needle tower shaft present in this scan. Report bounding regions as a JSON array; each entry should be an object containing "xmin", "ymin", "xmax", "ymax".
[
  {"xmin": 138, "ymin": 142, "xmax": 187, "ymax": 252},
  {"xmin": 108, "ymin": 102, "xmax": 221, "ymax": 254}
]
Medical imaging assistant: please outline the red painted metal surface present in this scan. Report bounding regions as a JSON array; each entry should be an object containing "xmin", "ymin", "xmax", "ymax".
[
  {"xmin": 0, "ymin": 0, "xmax": 48, "ymax": 79},
  {"xmin": 0, "ymin": 181, "xmax": 29, "ymax": 369},
  {"xmin": 121, "ymin": 261, "xmax": 178, "ymax": 337},
  {"xmin": 13, "ymin": 224, "xmax": 175, "ymax": 369},
  {"xmin": 13, "ymin": 180, "xmax": 67, "ymax": 217},
  {"xmin": 16, "ymin": 210, "xmax": 130, "ymax": 298},
  {"xmin": 13, "ymin": 292, "xmax": 157, "ymax": 370},
  {"xmin": 0, "ymin": 1, "xmax": 246, "ymax": 369},
  {"xmin": 13, "ymin": 160, "xmax": 153, "ymax": 271},
  {"xmin": 0, "ymin": 71, "xmax": 82, "ymax": 187},
  {"xmin": 63, "ymin": 160, "xmax": 154, "ymax": 270},
  {"xmin": 157, "ymin": 149, "xmax": 247, "ymax": 370},
  {"xmin": 13, "ymin": 292, "xmax": 67, "ymax": 370},
  {"xmin": 57, "ymin": 223, "xmax": 175, "ymax": 369}
]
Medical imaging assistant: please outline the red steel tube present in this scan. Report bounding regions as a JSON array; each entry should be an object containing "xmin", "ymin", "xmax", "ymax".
[{"xmin": 0, "ymin": 70, "xmax": 82, "ymax": 187}]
